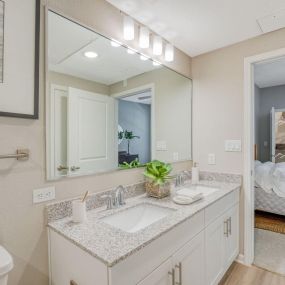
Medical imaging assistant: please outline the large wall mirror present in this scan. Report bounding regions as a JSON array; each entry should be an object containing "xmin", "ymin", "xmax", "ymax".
[{"xmin": 46, "ymin": 10, "xmax": 192, "ymax": 180}]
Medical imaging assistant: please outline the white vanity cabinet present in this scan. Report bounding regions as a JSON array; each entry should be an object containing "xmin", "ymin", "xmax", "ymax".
[
  {"xmin": 205, "ymin": 203, "xmax": 239, "ymax": 285},
  {"xmin": 48, "ymin": 189, "xmax": 239, "ymax": 285}
]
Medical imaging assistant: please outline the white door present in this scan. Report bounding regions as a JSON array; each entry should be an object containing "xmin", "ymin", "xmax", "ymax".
[
  {"xmin": 137, "ymin": 258, "xmax": 173, "ymax": 285},
  {"xmin": 49, "ymin": 84, "xmax": 68, "ymax": 178},
  {"xmin": 68, "ymin": 87, "xmax": 117, "ymax": 175},
  {"xmin": 224, "ymin": 205, "xmax": 239, "ymax": 268},
  {"xmin": 271, "ymin": 106, "xmax": 276, "ymax": 162},
  {"xmin": 205, "ymin": 215, "xmax": 226, "ymax": 285},
  {"xmin": 172, "ymin": 231, "xmax": 205, "ymax": 285}
]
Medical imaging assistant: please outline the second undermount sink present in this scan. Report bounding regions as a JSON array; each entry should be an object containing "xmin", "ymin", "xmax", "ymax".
[
  {"xmin": 176, "ymin": 184, "xmax": 219, "ymax": 197},
  {"xmin": 101, "ymin": 203, "xmax": 175, "ymax": 233}
]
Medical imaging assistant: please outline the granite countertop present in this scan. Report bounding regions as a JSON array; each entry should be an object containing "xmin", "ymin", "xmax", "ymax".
[{"xmin": 48, "ymin": 180, "xmax": 240, "ymax": 267}]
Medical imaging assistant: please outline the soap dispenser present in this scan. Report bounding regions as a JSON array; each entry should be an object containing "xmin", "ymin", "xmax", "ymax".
[{"xmin": 192, "ymin": 162, "xmax": 199, "ymax": 184}]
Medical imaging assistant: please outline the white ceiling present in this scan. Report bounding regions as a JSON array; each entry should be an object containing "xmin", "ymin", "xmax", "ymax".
[
  {"xmin": 255, "ymin": 56, "xmax": 285, "ymax": 88},
  {"xmin": 48, "ymin": 11, "xmax": 160, "ymax": 85},
  {"xmin": 106, "ymin": 0, "xmax": 285, "ymax": 56}
]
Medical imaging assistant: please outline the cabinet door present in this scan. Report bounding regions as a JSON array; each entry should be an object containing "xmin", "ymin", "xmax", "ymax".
[
  {"xmin": 205, "ymin": 215, "xmax": 226, "ymax": 285},
  {"xmin": 137, "ymin": 258, "xmax": 173, "ymax": 285},
  {"xmin": 225, "ymin": 204, "xmax": 239, "ymax": 268},
  {"xmin": 172, "ymin": 231, "xmax": 205, "ymax": 285}
]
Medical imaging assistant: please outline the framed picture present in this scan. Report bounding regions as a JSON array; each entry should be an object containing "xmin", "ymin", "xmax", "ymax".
[{"xmin": 0, "ymin": 0, "xmax": 40, "ymax": 119}]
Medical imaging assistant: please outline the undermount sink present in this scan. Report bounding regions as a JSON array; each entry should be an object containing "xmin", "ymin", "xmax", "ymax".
[
  {"xmin": 101, "ymin": 203, "xmax": 175, "ymax": 233},
  {"xmin": 176, "ymin": 184, "xmax": 219, "ymax": 197}
]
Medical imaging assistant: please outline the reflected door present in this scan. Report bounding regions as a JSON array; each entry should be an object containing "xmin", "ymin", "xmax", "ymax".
[{"xmin": 68, "ymin": 88, "xmax": 117, "ymax": 174}]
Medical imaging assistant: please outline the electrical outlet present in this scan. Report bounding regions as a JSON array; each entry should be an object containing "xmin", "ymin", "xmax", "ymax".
[
  {"xmin": 156, "ymin": 140, "xmax": 167, "ymax": 151},
  {"xmin": 208, "ymin": 153, "xmax": 216, "ymax": 165},
  {"xmin": 33, "ymin": 186, "xmax": 55, "ymax": 204}
]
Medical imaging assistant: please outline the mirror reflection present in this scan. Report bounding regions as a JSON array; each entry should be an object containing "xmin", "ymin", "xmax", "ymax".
[{"xmin": 46, "ymin": 11, "xmax": 192, "ymax": 179}]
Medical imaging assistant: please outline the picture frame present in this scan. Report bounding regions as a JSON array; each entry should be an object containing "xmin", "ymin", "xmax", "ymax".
[{"xmin": 0, "ymin": 0, "xmax": 40, "ymax": 119}]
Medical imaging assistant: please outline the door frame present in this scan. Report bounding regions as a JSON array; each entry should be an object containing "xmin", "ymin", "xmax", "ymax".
[
  {"xmin": 111, "ymin": 83, "xmax": 155, "ymax": 161},
  {"xmin": 243, "ymin": 48, "xmax": 285, "ymax": 265}
]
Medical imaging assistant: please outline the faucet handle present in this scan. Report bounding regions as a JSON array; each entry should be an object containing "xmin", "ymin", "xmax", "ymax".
[
  {"xmin": 101, "ymin": 194, "xmax": 113, "ymax": 210},
  {"xmin": 115, "ymin": 185, "xmax": 126, "ymax": 206}
]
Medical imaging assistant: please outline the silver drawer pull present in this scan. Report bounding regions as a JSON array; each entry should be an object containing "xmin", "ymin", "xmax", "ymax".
[
  {"xmin": 228, "ymin": 217, "xmax": 232, "ymax": 235},
  {"xmin": 175, "ymin": 262, "xmax": 182, "ymax": 285},
  {"xmin": 70, "ymin": 280, "xmax": 78, "ymax": 285},
  {"xmin": 224, "ymin": 220, "xmax": 229, "ymax": 237},
  {"xmin": 168, "ymin": 268, "xmax": 175, "ymax": 285},
  {"xmin": 57, "ymin": 165, "xmax": 68, "ymax": 171}
]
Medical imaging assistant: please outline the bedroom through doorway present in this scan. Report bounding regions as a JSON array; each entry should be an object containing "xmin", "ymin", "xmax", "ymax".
[{"xmin": 253, "ymin": 55, "xmax": 285, "ymax": 275}]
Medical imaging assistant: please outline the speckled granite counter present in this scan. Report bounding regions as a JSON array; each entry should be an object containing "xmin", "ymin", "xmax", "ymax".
[{"xmin": 47, "ymin": 179, "xmax": 241, "ymax": 267}]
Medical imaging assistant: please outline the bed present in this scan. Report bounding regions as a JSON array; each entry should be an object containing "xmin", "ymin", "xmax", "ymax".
[
  {"xmin": 254, "ymin": 159, "xmax": 285, "ymax": 216},
  {"xmin": 255, "ymin": 186, "xmax": 285, "ymax": 216}
]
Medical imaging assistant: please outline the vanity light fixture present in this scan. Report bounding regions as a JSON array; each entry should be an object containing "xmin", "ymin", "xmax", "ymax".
[
  {"xmin": 123, "ymin": 15, "xmax": 135, "ymax": 41},
  {"xmin": 139, "ymin": 27, "xmax": 150, "ymax": 49},
  {"xmin": 84, "ymin": 51, "xmax": 98, "ymax": 59},
  {"xmin": 127, "ymin": 48, "xmax": 136, "ymax": 54},
  {"xmin": 110, "ymin": 40, "xmax": 122, "ymax": 47},
  {"xmin": 140, "ymin": 54, "xmax": 149, "ymax": 61},
  {"xmin": 165, "ymin": 43, "xmax": 174, "ymax": 62},
  {"xmin": 153, "ymin": 35, "xmax": 162, "ymax": 55}
]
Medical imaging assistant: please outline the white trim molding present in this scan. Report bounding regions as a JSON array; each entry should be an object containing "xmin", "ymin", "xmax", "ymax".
[
  {"xmin": 235, "ymin": 254, "xmax": 245, "ymax": 265},
  {"xmin": 243, "ymin": 48, "xmax": 285, "ymax": 266}
]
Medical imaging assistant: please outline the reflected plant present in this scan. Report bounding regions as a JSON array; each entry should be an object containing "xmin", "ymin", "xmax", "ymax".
[
  {"xmin": 124, "ymin": 130, "xmax": 140, "ymax": 155},
  {"xmin": 119, "ymin": 158, "xmax": 145, "ymax": 169}
]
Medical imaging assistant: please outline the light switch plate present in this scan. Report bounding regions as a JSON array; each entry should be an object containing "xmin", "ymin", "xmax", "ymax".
[
  {"xmin": 208, "ymin": 153, "xmax": 216, "ymax": 165},
  {"xmin": 173, "ymin": 152, "xmax": 179, "ymax": 161},
  {"xmin": 33, "ymin": 186, "xmax": 55, "ymax": 204},
  {"xmin": 225, "ymin": 140, "xmax": 242, "ymax": 152}
]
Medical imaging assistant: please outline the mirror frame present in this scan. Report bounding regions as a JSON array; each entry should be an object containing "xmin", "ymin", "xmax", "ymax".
[{"xmin": 45, "ymin": 7, "xmax": 193, "ymax": 181}]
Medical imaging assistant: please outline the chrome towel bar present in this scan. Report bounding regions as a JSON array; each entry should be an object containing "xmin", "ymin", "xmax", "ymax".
[{"xmin": 0, "ymin": 149, "xmax": 29, "ymax": 161}]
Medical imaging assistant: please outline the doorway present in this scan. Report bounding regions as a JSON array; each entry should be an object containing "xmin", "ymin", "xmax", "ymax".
[{"xmin": 244, "ymin": 48, "xmax": 285, "ymax": 271}]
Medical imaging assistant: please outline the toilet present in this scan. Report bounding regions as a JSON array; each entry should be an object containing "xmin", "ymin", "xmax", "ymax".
[{"xmin": 0, "ymin": 246, "xmax": 13, "ymax": 285}]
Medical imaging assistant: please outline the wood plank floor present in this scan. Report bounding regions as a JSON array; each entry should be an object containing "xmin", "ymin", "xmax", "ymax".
[{"xmin": 219, "ymin": 262, "xmax": 285, "ymax": 285}]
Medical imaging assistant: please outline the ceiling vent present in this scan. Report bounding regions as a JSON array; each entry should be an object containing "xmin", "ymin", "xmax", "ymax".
[{"xmin": 257, "ymin": 9, "xmax": 285, "ymax": 33}]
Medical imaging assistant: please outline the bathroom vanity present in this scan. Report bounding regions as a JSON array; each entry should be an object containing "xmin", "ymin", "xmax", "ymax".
[{"xmin": 47, "ymin": 180, "xmax": 240, "ymax": 285}]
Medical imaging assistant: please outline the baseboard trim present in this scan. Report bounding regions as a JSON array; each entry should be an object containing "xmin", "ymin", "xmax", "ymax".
[{"xmin": 236, "ymin": 254, "xmax": 245, "ymax": 264}]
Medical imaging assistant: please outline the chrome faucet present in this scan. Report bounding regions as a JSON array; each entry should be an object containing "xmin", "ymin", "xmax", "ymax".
[
  {"xmin": 175, "ymin": 171, "xmax": 190, "ymax": 187},
  {"xmin": 102, "ymin": 185, "xmax": 126, "ymax": 210}
]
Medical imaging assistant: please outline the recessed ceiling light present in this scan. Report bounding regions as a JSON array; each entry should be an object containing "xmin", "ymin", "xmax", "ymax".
[
  {"xmin": 123, "ymin": 15, "xmax": 135, "ymax": 41},
  {"xmin": 165, "ymin": 43, "xmax": 174, "ymax": 62},
  {"xmin": 111, "ymin": 40, "xmax": 122, "ymax": 47},
  {"xmin": 140, "ymin": 55, "xmax": 149, "ymax": 61},
  {"xmin": 84, "ymin": 51, "xmax": 98, "ymax": 59},
  {"xmin": 127, "ymin": 48, "xmax": 136, "ymax": 54}
]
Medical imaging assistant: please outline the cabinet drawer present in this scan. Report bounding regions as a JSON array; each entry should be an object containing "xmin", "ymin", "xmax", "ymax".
[{"xmin": 205, "ymin": 189, "xmax": 239, "ymax": 226}]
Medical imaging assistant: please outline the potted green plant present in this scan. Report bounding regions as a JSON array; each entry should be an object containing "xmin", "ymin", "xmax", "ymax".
[{"xmin": 143, "ymin": 160, "xmax": 173, "ymax": 198}]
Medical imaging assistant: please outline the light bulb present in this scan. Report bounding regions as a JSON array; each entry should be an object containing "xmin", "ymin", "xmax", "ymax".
[
  {"xmin": 123, "ymin": 15, "xmax": 135, "ymax": 41},
  {"xmin": 152, "ymin": 61, "xmax": 161, "ymax": 66},
  {"xmin": 127, "ymin": 48, "xmax": 136, "ymax": 54},
  {"xmin": 165, "ymin": 43, "xmax": 174, "ymax": 62},
  {"xmin": 153, "ymin": 36, "xmax": 162, "ymax": 55},
  {"xmin": 139, "ymin": 27, "xmax": 150, "ymax": 49},
  {"xmin": 111, "ymin": 40, "xmax": 121, "ymax": 47},
  {"xmin": 140, "ymin": 54, "xmax": 149, "ymax": 61},
  {"xmin": 84, "ymin": 51, "xmax": 98, "ymax": 59}
]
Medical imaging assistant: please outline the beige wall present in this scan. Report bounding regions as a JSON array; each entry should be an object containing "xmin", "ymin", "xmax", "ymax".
[
  {"xmin": 192, "ymin": 28, "xmax": 285, "ymax": 254},
  {"xmin": 0, "ymin": 1, "xmax": 192, "ymax": 285},
  {"xmin": 110, "ymin": 68, "xmax": 192, "ymax": 163}
]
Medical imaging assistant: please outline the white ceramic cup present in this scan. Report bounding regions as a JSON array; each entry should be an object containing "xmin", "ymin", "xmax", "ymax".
[{"xmin": 72, "ymin": 200, "xmax": 87, "ymax": 223}]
